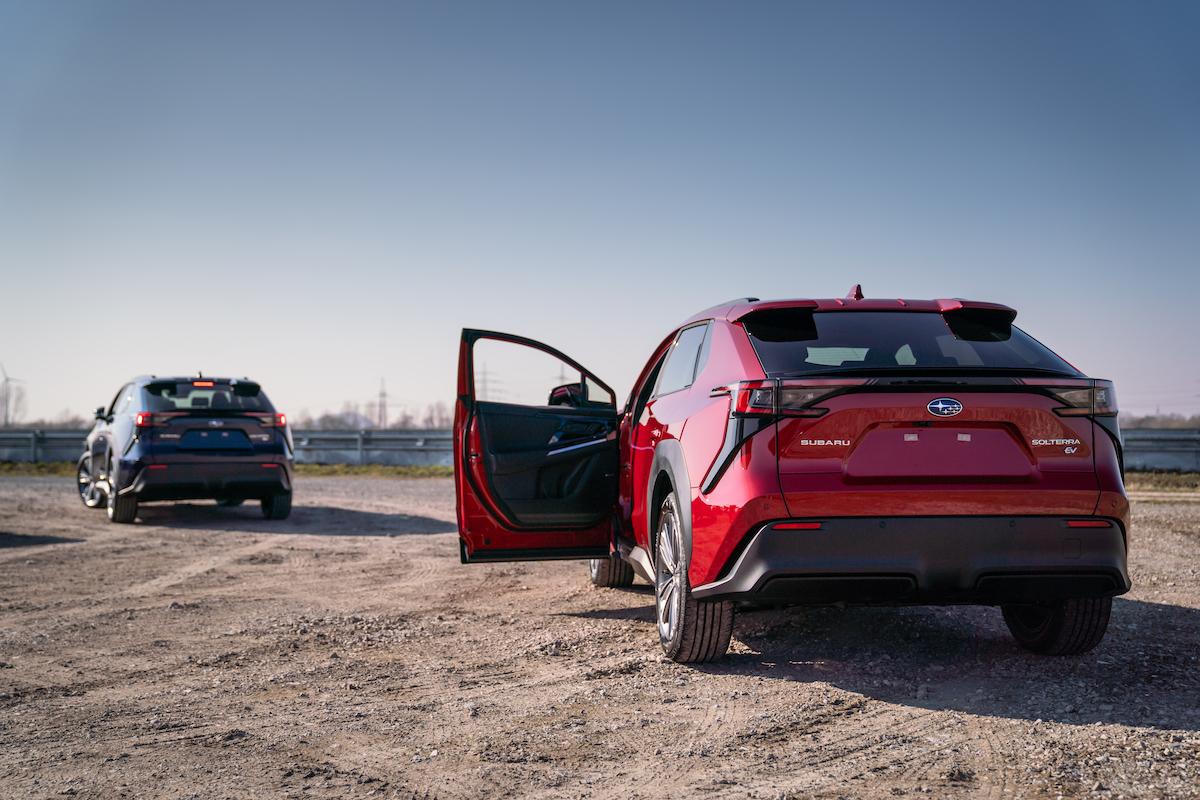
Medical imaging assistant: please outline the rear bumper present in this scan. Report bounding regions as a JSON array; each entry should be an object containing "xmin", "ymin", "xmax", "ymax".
[
  {"xmin": 122, "ymin": 462, "xmax": 292, "ymax": 501},
  {"xmin": 691, "ymin": 516, "xmax": 1130, "ymax": 605}
]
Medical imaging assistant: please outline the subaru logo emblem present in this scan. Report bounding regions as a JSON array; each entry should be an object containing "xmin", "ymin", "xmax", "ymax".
[
  {"xmin": 927, "ymin": 397, "xmax": 963, "ymax": 417},
  {"xmin": 208, "ymin": 419, "xmax": 224, "ymax": 427}
]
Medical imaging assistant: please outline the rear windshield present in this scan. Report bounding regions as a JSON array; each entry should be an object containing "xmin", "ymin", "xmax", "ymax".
[
  {"xmin": 742, "ymin": 310, "xmax": 1080, "ymax": 377},
  {"xmin": 142, "ymin": 381, "xmax": 275, "ymax": 412}
]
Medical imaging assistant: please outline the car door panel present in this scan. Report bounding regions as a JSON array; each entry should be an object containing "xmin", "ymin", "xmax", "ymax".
[
  {"xmin": 474, "ymin": 402, "xmax": 617, "ymax": 528},
  {"xmin": 455, "ymin": 329, "xmax": 618, "ymax": 563}
]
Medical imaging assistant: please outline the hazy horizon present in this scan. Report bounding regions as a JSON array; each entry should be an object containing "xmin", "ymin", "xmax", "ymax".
[{"xmin": 3, "ymin": 1, "xmax": 1198, "ymax": 421}]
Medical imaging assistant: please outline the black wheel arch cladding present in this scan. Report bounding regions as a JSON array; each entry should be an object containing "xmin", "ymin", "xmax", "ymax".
[{"xmin": 647, "ymin": 439, "xmax": 692, "ymax": 565}]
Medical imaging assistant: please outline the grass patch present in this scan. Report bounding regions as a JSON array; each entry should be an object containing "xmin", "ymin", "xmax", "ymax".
[
  {"xmin": 0, "ymin": 461, "xmax": 452, "ymax": 479},
  {"xmin": 1, "ymin": 460, "xmax": 1188, "ymax": 489},
  {"xmin": 0, "ymin": 460, "xmax": 451, "ymax": 479},
  {"xmin": 0, "ymin": 461, "xmax": 76, "ymax": 477},
  {"xmin": 294, "ymin": 463, "xmax": 453, "ymax": 478},
  {"xmin": 1124, "ymin": 470, "xmax": 1200, "ymax": 492}
]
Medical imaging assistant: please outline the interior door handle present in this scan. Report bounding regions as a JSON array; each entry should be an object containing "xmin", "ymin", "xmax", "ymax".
[{"xmin": 547, "ymin": 438, "xmax": 606, "ymax": 457}]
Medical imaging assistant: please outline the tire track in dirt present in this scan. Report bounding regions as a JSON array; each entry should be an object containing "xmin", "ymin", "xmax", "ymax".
[
  {"xmin": 115, "ymin": 534, "xmax": 297, "ymax": 598},
  {"xmin": 760, "ymin": 703, "xmax": 949, "ymax": 795},
  {"xmin": 0, "ymin": 521, "xmax": 136, "ymax": 564}
]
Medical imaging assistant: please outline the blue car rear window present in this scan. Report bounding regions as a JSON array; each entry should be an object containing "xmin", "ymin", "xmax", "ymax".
[{"xmin": 142, "ymin": 382, "xmax": 275, "ymax": 412}]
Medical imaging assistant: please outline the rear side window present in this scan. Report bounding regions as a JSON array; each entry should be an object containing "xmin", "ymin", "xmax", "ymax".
[
  {"xmin": 142, "ymin": 381, "xmax": 275, "ymax": 412},
  {"xmin": 655, "ymin": 324, "xmax": 709, "ymax": 396},
  {"xmin": 742, "ymin": 310, "xmax": 1079, "ymax": 376},
  {"xmin": 108, "ymin": 384, "xmax": 135, "ymax": 417}
]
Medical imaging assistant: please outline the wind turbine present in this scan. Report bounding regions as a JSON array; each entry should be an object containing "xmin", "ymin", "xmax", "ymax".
[{"xmin": 1, "ymin": 363, "xmax": 25, "ymax": 428}]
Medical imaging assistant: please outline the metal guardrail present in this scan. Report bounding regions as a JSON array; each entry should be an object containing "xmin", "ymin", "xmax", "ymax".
[
  {"xmin": 0, "ymin": 427, "xmax": 1196, "ymax": 472},
  {"xmin": 1123, "ymin": 428, "xmax": 1200, "ymax": 472},
  {"xmin": 291, "ymin": 430, "xmax": 452, "ymax": 467},
  {"xmin": 0, "ymin": 430, "xmax": 87, "ymax": 463},
  {"xmin": 0, "ymin": 429, "xmax": 453, "ymax": 467}
]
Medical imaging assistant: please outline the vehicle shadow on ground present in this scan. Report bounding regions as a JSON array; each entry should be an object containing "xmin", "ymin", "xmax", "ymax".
[
  {"xmin": 0, "ymin": 532, "xmax": 84, "ymax": 548},
  {"xmin": 133, "ymin": 503, "xmax": 456, "ymax": 536},
  {"xmin": 572, "ymin": 596, "xmax": 1200, "ymax": 731}
]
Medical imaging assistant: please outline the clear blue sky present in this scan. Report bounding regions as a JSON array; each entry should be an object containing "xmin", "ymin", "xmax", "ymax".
[{"xmin": 2, "ymin": 0, "xmax": 1198, "ymax": 421}]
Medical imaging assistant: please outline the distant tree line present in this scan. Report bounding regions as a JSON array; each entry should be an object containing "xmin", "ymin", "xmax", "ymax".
[
  {"xmin": 291, "ymin": 401, "xmax": 453, "ymax": 430},
  {"xmin": 1118, "ymin": 412, "xmax": 1200, "ymax": 430}
]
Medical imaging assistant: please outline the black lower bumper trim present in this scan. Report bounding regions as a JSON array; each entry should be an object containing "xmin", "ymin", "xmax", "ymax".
[
  {"xmin": 693, "ymin": 515, "xmax": 1130, "ymax": 605},
  {"xmin": 126, "ymin": 462, "xmax": 292, "ymax": 501}
]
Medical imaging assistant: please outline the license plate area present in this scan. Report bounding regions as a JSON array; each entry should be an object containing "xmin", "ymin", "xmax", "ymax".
[{"xmin": 179, "ymin": 429, "xmax": 253, "ymax": 451}]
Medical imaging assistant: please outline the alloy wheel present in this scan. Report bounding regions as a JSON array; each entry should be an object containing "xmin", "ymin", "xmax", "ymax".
[
  {"xmin": 654, "ymin": 494, "xmax": 683, "ymax": 644},
  {"xmin": 77, "ymin": 456, "xmax": 104, "ymax": 508}
]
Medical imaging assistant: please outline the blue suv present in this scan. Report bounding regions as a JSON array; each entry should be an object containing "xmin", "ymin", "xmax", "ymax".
[{"xmin": 77, "ymin": 376, "xmax": 294, "ymax": 523}]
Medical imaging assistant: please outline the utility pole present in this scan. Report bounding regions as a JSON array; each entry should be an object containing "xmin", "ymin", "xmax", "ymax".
[{"xmin": 378, "ymin": 379, "xmax": 388, "ymax": 429}]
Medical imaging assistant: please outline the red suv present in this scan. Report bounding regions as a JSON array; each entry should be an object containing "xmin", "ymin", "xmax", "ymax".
[{"xmin": 454, "ymin": 289, "xmax": 1130, "ymax": 662}]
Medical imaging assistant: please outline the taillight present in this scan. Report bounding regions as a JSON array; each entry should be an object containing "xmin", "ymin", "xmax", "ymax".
[
  {"xmin": 1050, "ymin": 380, "xmax": 1118, "ymax": 418},
  {"xmin": 711, "ymin": 380, "xmax": 776, "ymax": 415},
  {"xmin": 135, "ymin": 411, "xmax": 183, "ymax": 428},
  {"xmin": 713, "ymin": 379, "xmax": 867, "ymax": 417},
  {"xmin": 254, "ymin": 413, "xmax": 288, "ymax": 427}
]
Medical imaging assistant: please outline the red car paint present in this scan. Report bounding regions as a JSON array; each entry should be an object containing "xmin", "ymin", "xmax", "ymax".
[{"xmin": 454, "ymin": 292, "xmax": 1130, "ymax": 605}]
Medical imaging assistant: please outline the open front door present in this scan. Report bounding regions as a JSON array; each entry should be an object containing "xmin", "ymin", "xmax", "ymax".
[{"xmin": 455, "ymin": 329, "xmax": 619, "ymax": 563}]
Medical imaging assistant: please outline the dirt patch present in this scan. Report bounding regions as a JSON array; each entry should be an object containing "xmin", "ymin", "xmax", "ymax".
[{"xmin": 1, "ymin": 476, "xmax": 1198, "ymax": 798}]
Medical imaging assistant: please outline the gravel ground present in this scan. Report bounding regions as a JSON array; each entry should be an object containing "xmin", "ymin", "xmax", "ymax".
[{"xmin": 1, "ymin": 476, "xmax": 1198, "ymax": 799}]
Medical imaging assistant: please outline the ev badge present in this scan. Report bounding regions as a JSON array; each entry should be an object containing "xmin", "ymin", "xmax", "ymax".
[{"xmin": 927, "ymin": 397, "xmax": 963, "ymax": 417}]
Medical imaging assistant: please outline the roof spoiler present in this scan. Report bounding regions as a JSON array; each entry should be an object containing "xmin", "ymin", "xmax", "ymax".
[
  {"xmin": 935, "ymin": 298, "xmax": 1018, "ymax": 324},
  {"xmin": 730, "ymin": 299, "xmax": 819, "ymax": 322}
]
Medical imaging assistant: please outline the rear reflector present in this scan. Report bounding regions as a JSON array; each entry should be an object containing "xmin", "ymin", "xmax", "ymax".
[
  {"xmin": 147, "ymin": 464, "xmax": 168, "ymax": 470},
  {"xmin": 1066, "ymin": 519, "xmax": 1112, "ymax": 528},
  {"xmin": 260, "ymin": 463, "xmax": 280, "ymax": 468},
  {"xmin": 774, "ymin": 521, "xmax": 823, "ymax": 530}
]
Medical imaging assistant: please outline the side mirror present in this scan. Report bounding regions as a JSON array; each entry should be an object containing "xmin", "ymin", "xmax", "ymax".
[
  {"xmin": 94, "ymin": 406, "xmax": 108, "ymax": 421},
  {"xmin": 548, "ymin": 382, "xmax": 585, "ymax": 408}
]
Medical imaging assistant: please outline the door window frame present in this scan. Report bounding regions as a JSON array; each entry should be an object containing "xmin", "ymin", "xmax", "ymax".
[{"xmin": 652, "ymin": 322, "xmax": 711, "ymax": 399}]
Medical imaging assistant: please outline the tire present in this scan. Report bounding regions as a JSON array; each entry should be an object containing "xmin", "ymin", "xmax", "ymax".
[
  {"xmin": 1002, "ymin": 597, "xmax": 1112, "ymax": 655},
  {"xmin": 216, "ymin": 498, "xmax": 245, "ymax": 507},
  {"xmin": 107, "ymin": 489, "xmax": 138, "ymax": 524},
  {"xmin": 589, "ymin": 553, "xmax": 635, "ymax": 588},
  {"xmin": 77, "ymin": 453, "xmax": 107, "ymax": 509},
  {"xmin": 653, "ymin": 491, "xmax": 733, "ymax": 663},
  {"xmin": 261, "ymin": 492, "xmax": 292, "ymax": 520}
]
